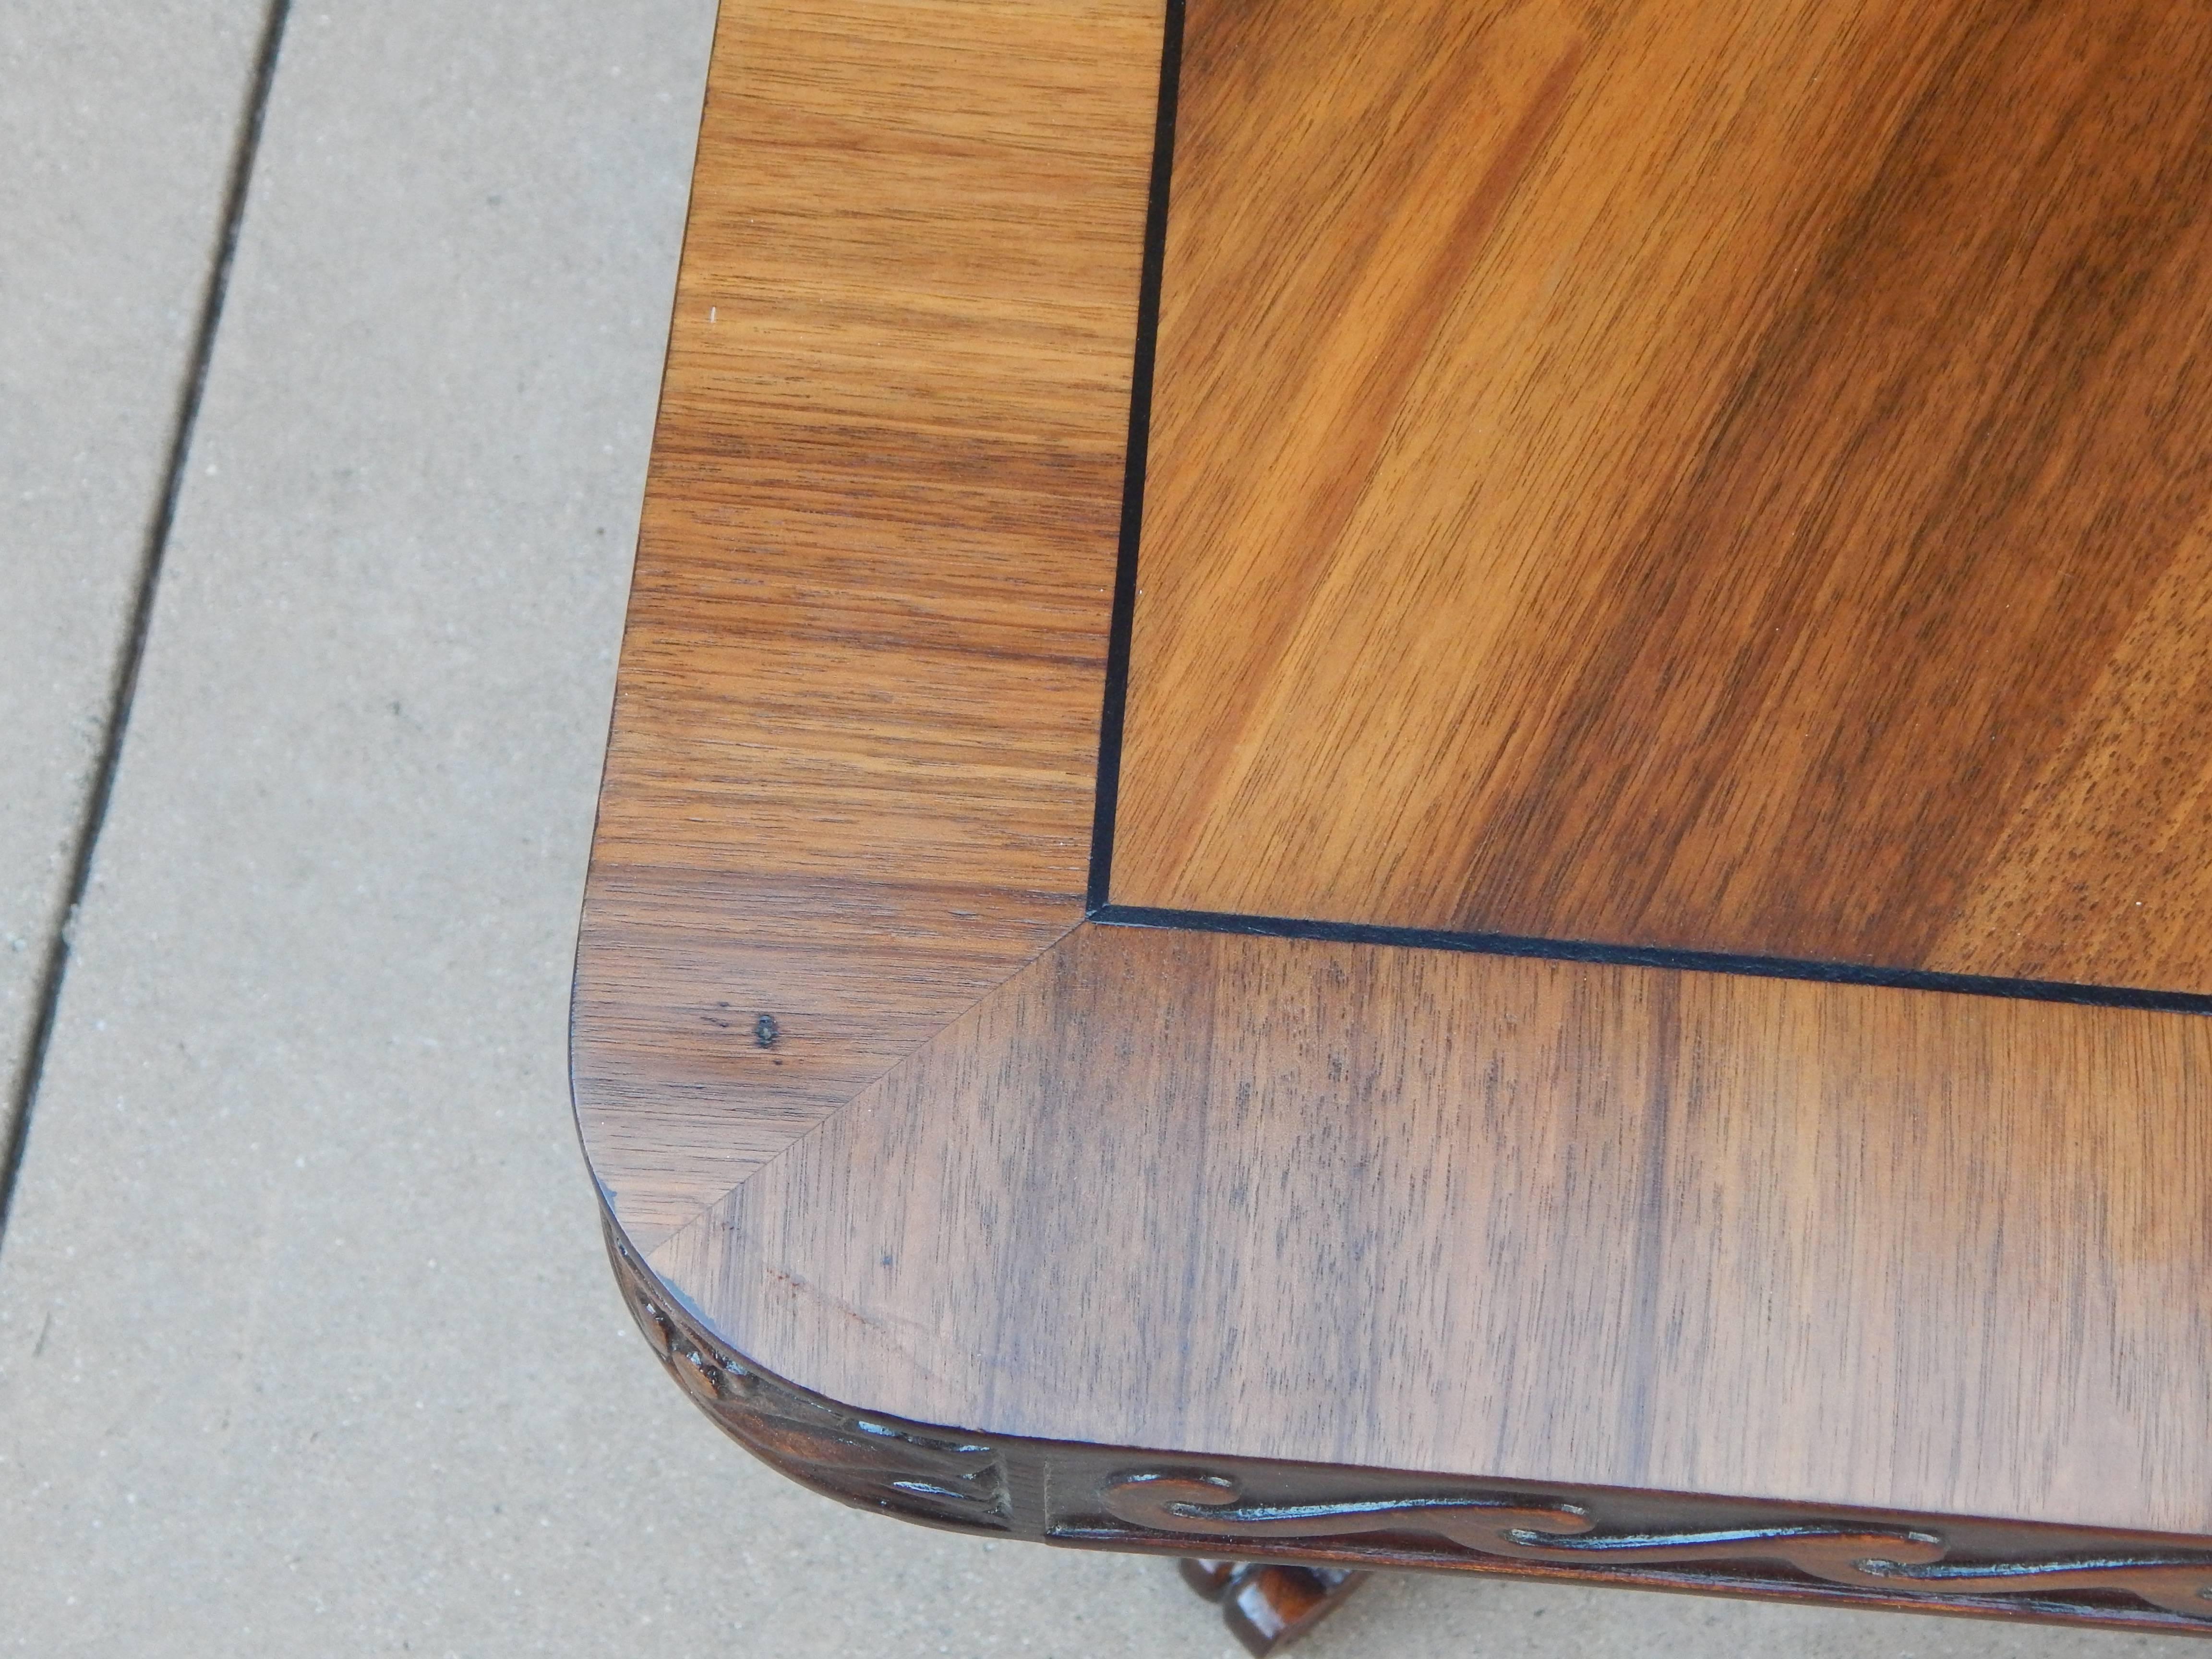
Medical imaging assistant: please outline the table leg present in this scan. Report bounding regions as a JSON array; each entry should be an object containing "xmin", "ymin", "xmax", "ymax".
[{"xmin": 1178, "ymin": 1559, "xmax": 1370, "ymax": 1655}]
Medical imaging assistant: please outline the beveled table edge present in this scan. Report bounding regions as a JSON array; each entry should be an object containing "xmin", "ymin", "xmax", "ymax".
[{"xmin": 604, "ymin": 1208, "xmax": 2212, "ymax": 1636}]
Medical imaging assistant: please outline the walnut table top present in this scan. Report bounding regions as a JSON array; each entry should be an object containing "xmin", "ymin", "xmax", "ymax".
[{"xmin": 574, "ymin": 0, "xmax": 2212, "ymax": 1636}]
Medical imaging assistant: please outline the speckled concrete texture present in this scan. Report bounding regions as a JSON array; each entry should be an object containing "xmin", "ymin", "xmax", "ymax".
[
  {"xmin": 0, "ymin": 5, "xmax": 2190, "ymax": 1656},
  {"xmin": 0, "ymin": 0, "xmax": 267, "ymax": 1125}
]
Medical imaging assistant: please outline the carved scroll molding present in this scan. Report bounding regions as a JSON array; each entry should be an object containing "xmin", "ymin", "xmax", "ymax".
[
  {"xmin": 1098, "ymin": 1473, "xmax": 2212, "ymax": 1622},
  {"xmin": 606, "ymin": 1223, "xmax": 1009, "ymax": 1532}
]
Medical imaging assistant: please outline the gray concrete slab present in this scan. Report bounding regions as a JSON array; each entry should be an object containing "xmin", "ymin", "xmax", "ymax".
[
  {"xmin": 0, "ymin": 0, "xmax": 268, "ymax": 1130},
  {"xmin": 0, "ymin": 4, "xmax": 2189, "ymax": 1656}
]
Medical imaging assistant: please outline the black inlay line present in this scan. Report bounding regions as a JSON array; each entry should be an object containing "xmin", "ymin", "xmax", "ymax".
[
  {"xmin": 1086, "ymin": 0, "xmax": 1184, "ymax": 914},
  {"xmin": 1080, "ymin": 4, "xmax": 2210, "ymax": 1019},
  {"xmin": 0, "ymin": 0, "xmax": 296, "ymax": 1246},
  {"xmin": 1091, "ymin": 906, "xmax": 2212, "ymax": 1016}
]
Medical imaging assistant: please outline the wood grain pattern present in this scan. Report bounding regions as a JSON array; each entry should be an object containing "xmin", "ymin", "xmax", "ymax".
[
  {"xmin": 570, "ymin": 0, "xmax": 1161, "ymax": 1248},
  {"xmin": 576, "ymin": 0, "xmax": 2212, "ymax": 1629},
  {"xmin": 616, "ymin": 1202, "xmax": 2212, "ymax": 1638},
  {"xmin": 1111, "ymin": 0, "xmax": 2212, "ymax": 994},
  {"xmin": 653, "ymin": 920, "xmax": 2212, "ymax": 1537}
]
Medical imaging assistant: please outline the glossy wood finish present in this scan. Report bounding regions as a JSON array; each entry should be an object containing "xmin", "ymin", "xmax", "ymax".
[
  {"xmin": 650, "ymin": 921, "xmax": 2212, "ymax": 1537},
  {"xmin": 571, "ymin": 0, "xmax": 1160, "ymax": 1248},
  {"xmin": 573, "ymin": 0, "xmax": 2212, "ymax": 1637},
  {"xmin": 1111, "ymin": 0, "xmax": 2212, "ymax": 996},
  {"xmin": 1179, "ymin": 1558, "xmax": 1370, "ymax": 1656},
  {"xmin": 613, "ymin": 1219, "xmax": 2212, "ymax": 1637}
]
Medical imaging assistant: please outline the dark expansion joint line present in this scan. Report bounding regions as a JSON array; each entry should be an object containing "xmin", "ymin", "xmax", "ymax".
[{"xmin": 0, "ymin": 0, "xmax": 297, "ymax": 1245}]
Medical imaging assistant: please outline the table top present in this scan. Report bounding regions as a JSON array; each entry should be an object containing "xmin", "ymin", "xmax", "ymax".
[
  {"xmin": 574, "ymin": 0, "xmax": 2212, "ymax": 1552},
  {"xmin": 1113, "ymin": 0, "xmax": 2212, "ymax": 998}
]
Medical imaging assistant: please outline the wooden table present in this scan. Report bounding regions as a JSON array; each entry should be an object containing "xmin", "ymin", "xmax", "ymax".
[{"xmin": 573, "ymin": 1, "xmax": 2212, "ymax": 1647}]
